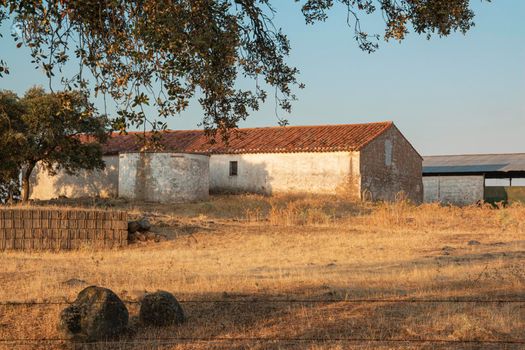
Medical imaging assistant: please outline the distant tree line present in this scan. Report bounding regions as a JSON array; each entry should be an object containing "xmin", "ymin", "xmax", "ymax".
[{"xmin": 0, "ymin": 87, "xmax": 108, "ymax": 203}]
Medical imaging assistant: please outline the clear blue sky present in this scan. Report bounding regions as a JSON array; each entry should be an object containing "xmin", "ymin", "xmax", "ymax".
[{"xmin": 0, "ymin": 1, "xmax": 524, "ymax": 155}]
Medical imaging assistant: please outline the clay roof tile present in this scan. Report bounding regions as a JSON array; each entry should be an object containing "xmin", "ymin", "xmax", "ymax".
[{"xmin": 103, "ymin": 121, "xmax": 393, "ymax": 155}]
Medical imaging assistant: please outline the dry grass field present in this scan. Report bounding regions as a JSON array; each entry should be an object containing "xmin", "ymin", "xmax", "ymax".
[{"xmin": 0, "ymin": 194, "xmax": 524, "ymax": 349}]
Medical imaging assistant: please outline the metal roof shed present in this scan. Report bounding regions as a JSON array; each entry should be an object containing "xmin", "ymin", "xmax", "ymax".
[
  {"xmin": 422, "ymin": 153, "xmax": 525, "ymax": 205},
  {"xmin": 423, "ymin": 153, "xmax": 525, "ymax": 179}
]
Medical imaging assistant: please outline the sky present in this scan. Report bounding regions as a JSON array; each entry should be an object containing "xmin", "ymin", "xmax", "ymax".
[{"xmin": 0, "ymin": 1, "xmax": 524, "ymax": 156}]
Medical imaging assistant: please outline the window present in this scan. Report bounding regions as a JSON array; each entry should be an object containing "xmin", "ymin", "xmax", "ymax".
[
  {"xmin": 229, "ymin": 161, "xmax": 238, "ymax": 176},
  {"xmin": 384, "ymin": 140, "xmax": 393, "ymax": 166}
]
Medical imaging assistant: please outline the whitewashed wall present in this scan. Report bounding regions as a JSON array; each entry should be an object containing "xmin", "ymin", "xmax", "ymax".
[
  {"xmin": 29, "ymin": 156, "xmax": 119, "ymax": 200},
  {"xmin": 423, "ymin": 175, "xmax": 484, "ymax": 205},
  {"xmin": 209, "ymin": 151, "xmax": 360, "ymax": 195},
  {"xmin": 118, "ymin": 152, "xmax": 209, "ymax": 202}
]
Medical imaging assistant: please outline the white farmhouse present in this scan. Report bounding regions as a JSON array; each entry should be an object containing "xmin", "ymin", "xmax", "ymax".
[{"xmin": 30, "ymin": 121, "xmax": 423, "ymax": 203}]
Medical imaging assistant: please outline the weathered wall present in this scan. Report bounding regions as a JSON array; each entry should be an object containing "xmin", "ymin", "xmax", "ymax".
[
  {"xmin": 0, "ymin": 208, "xmax": 128, "ymax": 250},
  {"xmin": 119, "ymin": 152, "xmax": 209, "ymax": 203},
  {"xmin": 359, "ymin": 126, "xmax": 423, "ymax": 203},
  {"xmin": 30, "ymin": 156, "xmax": 119, "ymax": 200},
  {"xmin": 423, "ymin": 175, "xmax": 484, "ymax": 205},
  {"xmin": 209, "ymin": 151, "xmax": 360, "ymax": 195}
]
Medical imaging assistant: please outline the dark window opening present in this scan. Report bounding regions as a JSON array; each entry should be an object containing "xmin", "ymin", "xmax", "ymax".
[{"xmin": 229, "ymin": 161, "xmax": 238, "ymax": 176}]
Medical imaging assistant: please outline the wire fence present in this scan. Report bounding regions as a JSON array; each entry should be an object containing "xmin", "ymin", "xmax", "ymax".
[
  {"xmin": 1, "ymin": 337, "xmax": 524, "ymax": 345},
  {"xmin": 1, "ymin": 298, "xmax": 524, "ymax": 347},
  {"xmin": 1, "ymin": 298, "xmax": 524, "ymax": 305}
]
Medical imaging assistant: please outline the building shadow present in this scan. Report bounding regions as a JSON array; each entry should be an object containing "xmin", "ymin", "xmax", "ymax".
[{"xmin": 29, "ymin": 157, "xmax": 118, "ymax": 200}]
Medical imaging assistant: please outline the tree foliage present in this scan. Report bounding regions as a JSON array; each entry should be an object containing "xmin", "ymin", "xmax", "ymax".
[
  {"xmin": 0, "ymin": 87, "xmax": 108, "ymax": 202},
  {"xmin": 0, "ymin": 90, "xmax": 24, "ymax": 202},
  {"xmin": 0, "ymin": 0, "xmax": 485, "ymax": 134}
]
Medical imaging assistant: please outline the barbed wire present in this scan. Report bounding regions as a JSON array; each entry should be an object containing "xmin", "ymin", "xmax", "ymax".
[
  {"xmin": 1, "ymin": 298, "xmax": 522, "ymax": 346},
  {"xmin": 0, "ymin": 298, "xmax": 524, "ymax": 306},
  {"xmin": 1, "ymin": 336, "xmax": 524, "ymax": 345}
]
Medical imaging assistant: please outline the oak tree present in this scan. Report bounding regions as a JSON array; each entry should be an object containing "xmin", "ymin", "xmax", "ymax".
[
  {"xmin": 0, "ymin": 90, "xmax": 24, "ymax": 202},
  {"xmin": 0, "ymin": 1, "xmax": 486, "ymax": 134},
  {"xmin": 0, "ymin": 87, "xmax": 108, "ymax": 202}
]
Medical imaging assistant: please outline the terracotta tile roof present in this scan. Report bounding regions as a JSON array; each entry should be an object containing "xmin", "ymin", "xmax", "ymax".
[{"xmin": 103, "ymin": 121, "xmax": 393, "ymax": 155}]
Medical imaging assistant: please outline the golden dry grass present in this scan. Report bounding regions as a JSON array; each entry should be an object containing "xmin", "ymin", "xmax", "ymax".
[{"xmin": 0, "ymin": 195, "xmax": 524, "ymax": 349}]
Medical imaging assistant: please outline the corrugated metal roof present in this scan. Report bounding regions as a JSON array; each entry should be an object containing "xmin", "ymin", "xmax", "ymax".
[
  {"xmin": 423, "ymin": 153, "xmax": 525, "ymax": 174},
  {"xmin": 103, "ymin": 121, "xmax": 394, "ymax": 155}
]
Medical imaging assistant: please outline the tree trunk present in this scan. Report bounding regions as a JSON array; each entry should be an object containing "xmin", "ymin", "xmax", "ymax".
[
  {"xmin": 21, "ymin": 162, "xmax": 36, "ymax": 203},
  {"xmin": 7, "ymin": 189, "xmax": 14, "ymax": 204}
]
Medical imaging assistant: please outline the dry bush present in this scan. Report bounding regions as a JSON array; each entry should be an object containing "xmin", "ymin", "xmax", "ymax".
[
  {"xmin": 361, "ymin": 200, "xmax": 525, "ymax": 234},
  {"xmin": 245, "ymin": 194, "xmax": 364, "ymax": 226},
  {"xmin": 241, "ymin": 193, "xmax": 525, "ymax": 236},
  {"xmin": 267, "ymin": 201, "xmax": 334, "ymax": 226}
]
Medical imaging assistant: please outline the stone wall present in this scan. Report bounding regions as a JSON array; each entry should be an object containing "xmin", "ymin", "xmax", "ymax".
[
  {"xmin": 423, "ymin": 175, "xmax": 484, "ymax": 205},
  {"xmin": 209, "ymin": 151, "xmax": 360, "ymax": 196},
  {"xmin": 30, "ymin": 156, "xmax": 119, "ymax": 200},
  {"xmin": 118, "ymin": 152, "xmax": 209, "ymax": 203},
  {"xmin": 0, "ymin": 208, "xmax": 128, "ymax": 251},
  {"xmin": 359, "ymin": 125, "xmax": 423, "ymax": 203}
]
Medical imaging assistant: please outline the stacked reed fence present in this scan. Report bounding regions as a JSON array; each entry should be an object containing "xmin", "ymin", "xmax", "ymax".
[{"xmin": 0, "ymin": 208, "xmax": 128, "ymax": 251}]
